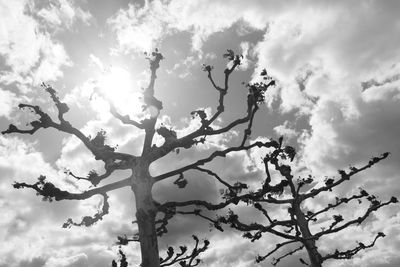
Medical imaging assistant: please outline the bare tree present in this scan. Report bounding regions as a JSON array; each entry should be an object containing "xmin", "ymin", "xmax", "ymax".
[
  {"xmin": 2, "ymin": 49, "xmax": 277, "ymax": 266},
  {"xmin": 171, "ymin": 138, "xmax": 398, "ymax": 267}
]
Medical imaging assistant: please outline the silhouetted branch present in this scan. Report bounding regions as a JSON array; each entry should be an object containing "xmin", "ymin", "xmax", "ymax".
[
  {"xmin": 301, "ymin": 153, "xmax": 390, "ymax": 200},
  {"xmin": 116, "ymin": 234, "xmax": 139, "ymax": 245},
  {"xmin": 193, "ymin": 166, "xmax": 233, "ymax": 189},
  {"xmin": 217, "ymin": 209, "xmax": 298, "ymax": 241},
  {"xmin": 41, "ymin": 83, "xmax": 70, "ymax": 123},
  {"xmin": 307, "ymin": 189, "xmax": 368, "ymax": 221},
  {"xmin": 315, "ymin": 197, "xmax": 397, "ymax": 238},
  {"xmin": 154, "ymin": 140, "xmax": 280, "ymax": 182},
  {"xmin": 1, "ymin": 88, "xmax": 135, "ymax": 164},
  {"xmin": 111, "ymin": 249, "xmax": 128, "ymax": 267},
  {"xmin": 255, "ymin": 240, "xmax": 299, "ymax": 263},
  {"xmin": 62, "ymin": 193, "xmax": 110, "ymax": 228},
  {"xmin": 270, "ymin": 245, "xmax": 304, "ymax": 266},
  {"xmin": 115, "ymin": 232, "xmax": 210, "ymax": 267},
  {"xmin": 160, "ymin": 235, "xmax": 210, "ymax": 267},
  {"xmin": 140, "ymin": 49, "xmax": 164, "ymax": 157},
  {"xmin": 155, "ymin": 205, "xmax": 176, "ymax": 237},
  {"xmin": 202, "ymin": 64, "xmax": 220, "ymax": 91},
  {"xmin": 110, "ymin": 103, "xmax": 144, "ymax": 129},
  {"xmin": 13, "ymin": 175, "xmax": 130, "ymax": 201},
  {"xmin": 65, "ymin": 165, "xmax": 120, "ymax": 186},
  {"xmin": 299, "ymin": 258, "xmax": 310, "ymax": 266},
  {"xmin": 240, "ymin": 102, "xmax": 258, "ymax": 147},
  {"xmin": 207, "ymin": 50, "xmax": 242, "ymax": 125},
  {"xmin": 148, "ymin": 50, "xmax": 275, "ymax": 163},
  {"xmin": 322, "ymin": 232, "xmax": 385, "ymax": 260},
  {"xmin": 13, "ymin": 175, "xmax": 130, "ymax": 226}
]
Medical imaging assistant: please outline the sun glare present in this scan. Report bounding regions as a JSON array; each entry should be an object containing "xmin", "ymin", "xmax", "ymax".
[{"xmin": 93, "ymin": 66, "xmax": 143, "ymax": 117}]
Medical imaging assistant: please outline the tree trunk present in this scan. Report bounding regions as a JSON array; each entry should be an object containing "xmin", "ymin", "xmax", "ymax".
[
  {"xmin": 132, "ymin": 169, "xmax": 160, "ymax": 267},
  {"xmin": 293, "ymin": 202, "xmax": 323, "ymax": 267},
  {"xmin": 303, "ymin": 239, "xmax": 323, "ymax": 267}
]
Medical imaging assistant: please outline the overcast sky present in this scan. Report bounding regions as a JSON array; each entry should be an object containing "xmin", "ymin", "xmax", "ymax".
[{"xmin": 1, "ymin": 0, "xmax": 400, "ymax": 267}]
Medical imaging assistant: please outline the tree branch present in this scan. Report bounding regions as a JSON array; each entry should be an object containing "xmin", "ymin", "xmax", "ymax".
[
  {"xmin": 193, "ymin": 166, "xmax": 233, "ymax": 189},
  {"xmin": 154, "ymin": 140, "xmax": 279, "ymax": 182},
  {"xmin": 218, "ymin": 210, "xmax": 298, "ymax": 241},
  {"xmin": 271, "ymin": 245, "xmax": 304, "ymax": 266},
  {"xmin": 160, "ymin": 235, "xmax": 209, "ymax": 267},
  {"xmin": 301, "ymin": 153, "xmax": 390, "ymax": 201},
  {"xmin": 307, "ymin": 189, "xmax": 368, "ymax": 221},
  {"xmin": 207, "ymin": 51, "xmax": 241, "ymax": 125},
  {"xmin": 109, "ymin": 103, "xmax": 144, "ymax": 129},
  {"xmin": 314, "ymin": 197, "xmax": 397, "ymax": 238},
  {"xmin": 148, "ymin": 51, "xmax": 275, "ymax": 162},
  {"xmin": 322, "ymin": 232, "xmax": 385, "ymax": 261},
  {"xmin": 255, "ymin": 240, "xmax": 299, "ymax": 263},
  {"xmin": 65, "ymin": 161, "xmax": 126, "ymax": 186},
  {"xmin": 2, "ymin": 98, "xmax": 136, "ymax": 164},
  {"xmin": 62, "ymin": 193, "xmax": 110, "ymax": 228},
  {"xmin": 140, "ymin": 49, "xmax": 164, "ymax": 156},
  {"xmin": 13, "ymin": 175, "xmax": 130, "ymax": 201}
]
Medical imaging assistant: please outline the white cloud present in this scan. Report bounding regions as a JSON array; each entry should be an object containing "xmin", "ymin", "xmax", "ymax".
[
  {"xmin": 36, "ymin": 0, "xmax": 92, "ymax": 29},
  {"xmin": 108, "ymin": 1, "xmax": 175, "ymax": 54},
  {"xmin": 44, "ymin": 253, "xmax": 88, "ymax": 267},
  {"xmin": 0, "ymin": 0, "xmax": 73, "ymax": 88},
  {"xmin": 273, "ymin": 120, "xmax": 298, "ymax": 140},
  {"xmin": 0, "ymin": 0, "xmax": 43, "ymax": 74},
  {"xmin": 0, "ymin": 136, "xmax": 58, "ymax": 179},
  {"xmin": 0, "ymin": 89, "xmax": 20, "ymax": 119},
  {"xmin": 32, "ymin": 34, "xmax": 73, "ymax": 84},
  {"xmin": 107, "ymin": 0, "xmax": 270, "ymax": 54}
]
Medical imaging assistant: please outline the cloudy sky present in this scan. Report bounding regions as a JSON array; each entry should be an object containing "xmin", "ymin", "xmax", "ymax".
[{"xmin": 1, "ymin": 0, "xmax": 400, "ymax": 266}]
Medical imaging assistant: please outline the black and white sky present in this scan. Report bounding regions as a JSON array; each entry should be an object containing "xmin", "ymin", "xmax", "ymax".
[{"xmin": 1, "ymin": 0, "xmax": 400, "ymax": 266}]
